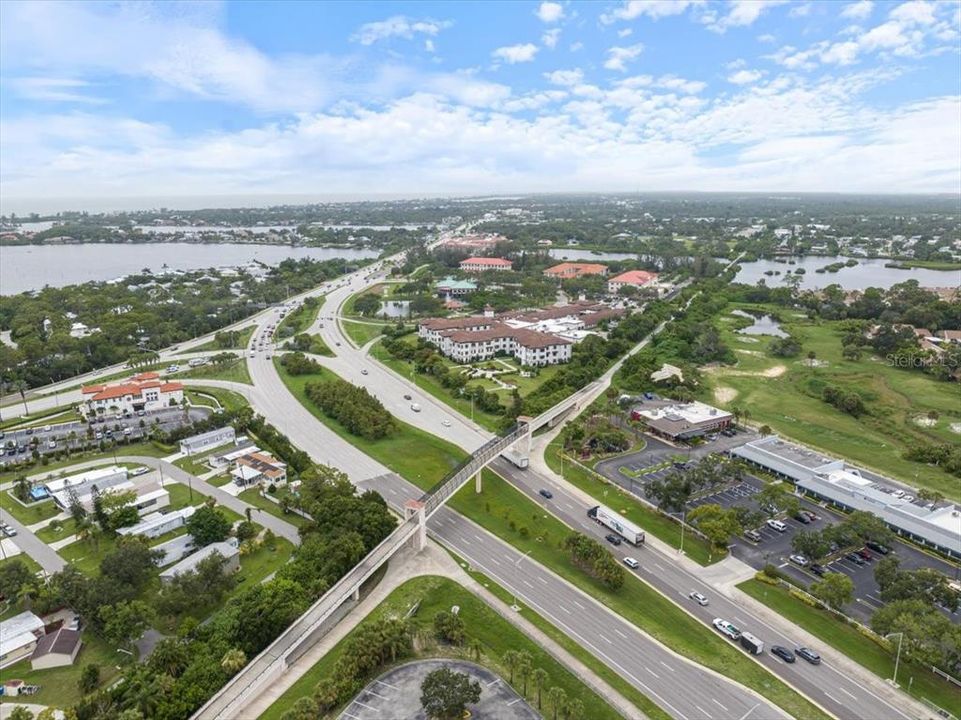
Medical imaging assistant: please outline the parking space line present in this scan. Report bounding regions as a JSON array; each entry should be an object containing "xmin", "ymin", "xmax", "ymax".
[
  {"xmin": 342, "ymin": 712, "xmax": 362, "ymax": 720},
  {"xmin": 487, "ymin": 679, "xmax": 500, "ymax": 687},
  {"xmin": 353, "ymin": 700, "xmax": 378, "ymax": 710},
  {"xmin": 375, "ymin": 680, "xmax": 398, "ymax": 690},
  {"xmin": 712, "ymin": 699, "xmax": 729, "ymax": 712},
  {"xmin": 507, "ymin": 698, "xmax": 522, "ymax": 706},
  {"xmin": 367, "ymin": 690, "xmax": 389, "ymax": 699}
]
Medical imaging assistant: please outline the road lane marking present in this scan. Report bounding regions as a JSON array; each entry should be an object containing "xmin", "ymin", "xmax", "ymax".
[
  {"xmin": 537, "ymin": 576, "xmax": 548, "ymax": 584},
  {"xmin": 839, "ymin": 687, "xmax": 857, "ymax": 700},
  {"xmin": 645, "ymin": 667, "xmax": 659, "ymax": 679},
  {"xmin": 507, "ymin": 698, "xmax": 521, "ymax": 706},
  {"xmin": 558, "ymin": 604, "xmax": 571, "ymax": 614},
  {"xmin": 614, "ymin": 628, "xmax": 628, "ymax": 639},
  {"xmin": 694, "ymin": 705, "xmax": 712, "ymax": 718},
  {"xmin": 823, "ymin": 691, "xmax": 841, "ymax": 706},
  {"xmin": 659, "ymin": 661, "xmax": 674, "ymax": 672},
  {"xmin": 651, "ymin": 562, "xmax": 665, "ymax": 572},
  {"xmin": 733, "ymin": 616, "xmax": 747, "ymax": 626},
  {"xmin": 572, "ymin": 599, "xmax": 586, "ymax": 610},
  {"xmin": 522, "ymin": 580, "xmax": 534, "ymax": 589},
  {"xmin": 598, "ymin": 633, "xmax": 613, "ymax": 645},
  {"xmin": 712, "ymin": 699, "xmax": 728, "ymax": 712},
  {"xmin": 738, "ymin": 703, "xmax": 760, "ymax": 720}
]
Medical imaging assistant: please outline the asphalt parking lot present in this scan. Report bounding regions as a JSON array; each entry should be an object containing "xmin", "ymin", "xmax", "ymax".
[
  {"xmin": 594, "ymin": 437, "xmax": 960, "ymax": 625},
  {"xmin": 338, "ymin": 659, "xmax": 538, "ymax": 720}
]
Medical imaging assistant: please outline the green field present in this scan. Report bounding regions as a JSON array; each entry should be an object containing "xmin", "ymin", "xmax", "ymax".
[
  {"xmin": 177, "ymin": 325, "xmax": 256, "ymax": 354},
  {"xmin": 706, "ymin": 305, "xmax": 961, "ymax": 497},
  {"xmin": 0, "ymin": 492, "xmax": 62, "ymax": 525},
  {"xmin": 544, "ymin": 438, "xmax": 718, "ymax": 565},
  {"xmin": 259, "ymin": 575, "xmax": 626, "ymax": 720},
  {"xmin": 238, "ymin": 488, "xmax": 309, "ymax": 528},
  {"xmin": 179, "ymin": 358, "xmax": 252, "ymax": 385},
  {"xmin": 340, "ymin": 319, "xmax": 389, "ymax": 347},
  {"xmin": 185, "ymin": 386, "xmax": 250, "ymax": 413},
  {"xmin": 738, "ymin": 578, "xmax": 961, "ymax": 713},
  {"xmin": 278, "ymin": 295, "xmax": 326, "ymax": 337}
]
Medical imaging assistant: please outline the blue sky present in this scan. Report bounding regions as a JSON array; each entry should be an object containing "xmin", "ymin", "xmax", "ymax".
[{"xmin": 1, "ymin": 0, "xmax": 959, "ymax": 210}]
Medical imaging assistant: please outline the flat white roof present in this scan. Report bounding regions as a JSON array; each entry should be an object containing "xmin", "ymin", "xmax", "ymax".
[
  {"xmin": 44, "ymin": 465, "xmax": 126, "ymax": 494},
  {"xmin": 638, "ymin": 400, "xmax": 731, "ymax": 425}
]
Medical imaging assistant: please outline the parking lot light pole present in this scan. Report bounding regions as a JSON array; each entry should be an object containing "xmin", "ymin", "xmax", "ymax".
[{"xmin": 885, "ymin": 632, "xmax": 904, "ymax": 688}]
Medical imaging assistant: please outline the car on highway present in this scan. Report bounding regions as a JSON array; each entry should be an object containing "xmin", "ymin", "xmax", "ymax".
[
  {"xmin": 410, "ymin": 403, "xmax": 421, "ymax": 412},
  {"xmin": 403, "ymin": 394, "xmax": 412, "ymax": 400},
  {"xmin": 539, "ymin": 489, "xmax": 553, "ymax": 499},
  {"xmin": 605, "ymin": 533, "xmax": 622, "ymax": 546},
  {"xmin": 712, "ymin": 618, "xmax": 740, "ymax": 640},
  {"xmin": 845, "ymin": 552, "xmax": 866, "ymax": 566},
  {"xmin": 766, "ymin": 519, "xmax": 787, "ymax": 532},
  {"xmin": 441, "ymin": 420, "xmax": 451, "ymax": 427},
  {"xmin": 623, "ymin": 557, "xmax": 639, "ymax": 569},
  {"xmin": 789, "ymin": 554, "xmax": 808, "ymax": 567},
  {"xmin": 131, "ymin": 467, "xmax": 150, "ymax": 476},
  {"xmin": 796, "ymin": 647, "xmax": 821, "ymax": 665},
  {"xmin": 771, "ymin": 646, "xmax": 796, "ymax": 663},
  {"xmin": 689, "ymin": 591, "xmax": 709, "ymax": 606},
  {"xmin": 361, "ymin": 369, "xmax": 368, "ymax": 375}
]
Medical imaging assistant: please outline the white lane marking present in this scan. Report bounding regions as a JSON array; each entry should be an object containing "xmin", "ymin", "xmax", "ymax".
[
  {"xmin": 558, "ymin": 604, "xmax": 571, "ymax": 614},
  {"xmin": 614, "ymin": 628, "xmax": 628, "ymax": 640},
  {"xmin": 738, "ymin": 703, "xmax": 760, "ymax": 720},
  {"xmin": 522, "ymin": 579, "xmax": 534, "ymax": 589},
  {"xmin": 645, "ymin": 667, "xmax": 659, "ymax": 679},
  {"xmin": 598, "ymin": 633, "xmax": 613, "ymax": 645},
  {"xmin": 823, "ymin": 691, "xmax": 841, "ymax": 706},
  {"xmin": 489, "ymin": 557, "xmax": 501, "ymax": 566},
  {"xmin": 537, "ymin": 576, "xmax": 548, "ymax": 584},
  {"xmin": 694, "ymin": 705, "xmax": 712, "ymax": 719},
  {"xmin": 839, "ymin": 687, "xmax": 858, "ymax": 701},
  {"xmin": 473, "ymin": 534, "xmax": 484, "ymax": 542},
  {"xmin": 659, "ymin": 661, "xmax": 675, "ymax": 672},
  {"xmin": 571, "ymin": 599, "xmax": 586, "ymax": 610},
  {"xmin": 712, "ymin": 699, "xmax": 728, "ymax": 712},
  {"xmin": 651, "ymin": 562, "xmax": 665, "ymax": 572},
  {"xmin": 733, "ymin": 616, "xmax": 748, "ymax": 626}
]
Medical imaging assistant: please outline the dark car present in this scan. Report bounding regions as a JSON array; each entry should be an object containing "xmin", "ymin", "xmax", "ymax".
[
  {"xmin": 796, "ymin": 647, "xmax": 821, "ymax": 665},
  {"xmin": 605, "ymin": 534, "xmax": 622, "ymax": 546},
  {"xmin": 845, "ymin": 552, "xmax": 866, "ymax": 566},
  {"xmin": 539, "ymin": 489, "xmax": 553, "ymax": 500},
  {"xmin": 865, "ymin": 541, "xmax": 891, "ymax": 555},
  {"xmin": 857, "ymin": 548, "xmax": 874, "ymax": 562},
  {"xmin": 810, "ymin": 564, "xmax": 826, "ymax": 576},
  {"xmin": 793, "ymin": 512, "xmax": 811, "ymax": 525},
  {"xmin": 802, "ymin": 510, "xmax": 819, "ymax": 522},
  {"xmin": 771, "ymin": 646, "xmax": 796, "ymax": 663}
]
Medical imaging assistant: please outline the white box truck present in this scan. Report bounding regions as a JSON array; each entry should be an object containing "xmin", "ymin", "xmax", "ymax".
[
  {"xmin": 588, "ymin": 504, "xmax": 645, "ymax": 545},
  {"xmin": 501, "ymin": 447, "xmax": 529, "ymax": 469}
]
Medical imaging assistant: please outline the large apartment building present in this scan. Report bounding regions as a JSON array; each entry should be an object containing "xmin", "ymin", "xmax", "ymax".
[
  {"xmin": 459, "ymin": 257, "xmax": 513, "ymax": 273},
  {"xmin": 81, "ymin": 372, "xmax": 183, "ymax": 416}
]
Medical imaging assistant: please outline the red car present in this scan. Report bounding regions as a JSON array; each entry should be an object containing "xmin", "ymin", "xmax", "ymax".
[{"xmin": 857, "ymin": 548, "xmax": 874, "ymax": 561}]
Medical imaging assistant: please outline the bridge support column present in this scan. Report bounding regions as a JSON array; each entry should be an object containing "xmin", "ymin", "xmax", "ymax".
[
  {"xmin": 351, "ymin": 587, "xmax": 360, "ymax": 601},
  {"xmin": 404, "ymin": 499, "xmax": 427, "ymax": 551},
  {"xmin": 474, "ymin": 471, "xmax": 482, "ymax": 493}
]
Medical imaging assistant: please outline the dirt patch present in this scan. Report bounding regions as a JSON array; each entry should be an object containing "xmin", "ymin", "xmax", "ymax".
[
  {"xmin": 714, "ymin": 386, "xmax": 738, "ymax": 404},
  {"xmin": 801, "ymin": 358, "xmax": 830, "ymax": 368},
  {"xmin": 763, "ymin": 365, "xmax": 787, "ymax": 377},
  {"xmin": 736, "ymin": 336, "xmax": 760, "ymax": 343},
  {"xmin": 703, "ymin": 363, "xmax": 786, "ymax": 379},
  {"xmin": 735, "ymin": 349, "xmax": 764, "ymax": 357},
  {"xmin": 913, "ymin": 416, "xmax": 938, "ymax": 428}
]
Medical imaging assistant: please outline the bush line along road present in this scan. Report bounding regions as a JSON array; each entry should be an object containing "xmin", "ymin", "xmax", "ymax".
[
  {"xmin": 186, "ymin": 251, "xmax": 924, "ymax": 720},
  {"xmin": 5, "ymin": 249, "xmax": 936, "ymax": 720}
]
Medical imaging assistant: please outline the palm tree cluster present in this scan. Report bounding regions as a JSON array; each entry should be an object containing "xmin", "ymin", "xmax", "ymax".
[{"xmin": 503, "ymin": 650, "xmax": 586, "ymax": 720}]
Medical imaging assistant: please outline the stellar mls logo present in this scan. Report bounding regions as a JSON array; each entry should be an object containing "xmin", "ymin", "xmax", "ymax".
[{"xmin": 886, "ymin": 353, "xmax": 959, "ymax": 368}]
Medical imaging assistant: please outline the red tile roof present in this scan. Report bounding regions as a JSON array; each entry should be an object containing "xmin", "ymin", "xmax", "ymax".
[
  {"xmin": 460, "ymin": 257, "xmax": 512, "ymax": 267},
  {"xmin": 544, "ymin": 262, "xmax": 608, "ymax": 277},
  {"xmin": 609, "ymin": 270, "xmax": 658, "ymax": 286}
]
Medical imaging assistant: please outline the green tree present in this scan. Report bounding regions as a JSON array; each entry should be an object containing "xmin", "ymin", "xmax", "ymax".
[
  {"xmin": 0, "ymin": 559, "xmax": 35, "ymax": 601},
  {"xmin": 503, "ymin": 650, "xmax": 521, "ymax": 683},
  {"xmin": 186, "ymin": 505, "xmax": 232, "ymax": 546},
  {"xmin": 280, "ymin": 697, "xmax": 319, "ymax": 720},
  {"xmin": 9, "ymin": 707, "xmax": 34, "ymax": 720},
  {"xmin": 354, "ymin": 293, "xmax": 382, "ymax": 317},
  {"xmin": 567, "ymin": 698, "xmax": 586, "ymax": 720},
  {"xmin": 99, "ymin": 599, "xmax": 155, "ymax": 649},
  {"xmin": 220, "ymin": 648, "xmax": 247, "ymax": 675},
  {"xmin": 687, "ymin": 503, "xmax": 742, "ymax": 550},
  {"xmin": 516, "ymin": 651, "xmax": 533, "ymax": 695},
  {"xmin": 810, "ymin": 572, "xmax": 854, "ymax": 610},
  {"xmin": 433, "ymin": 610, "xmax": 467, "ymax": 645},
  {"xmin": 79, "ymin": 663, "xmax": 101, "ymax": 693},
  {"xmin": 420, "ymin": 668, "xmax": 482, "ymax": 720},
  {"xmin": 532, "ymin": 668, "xmax": 549, "ymax": 709},
  {"xmin": 546, "ymin": 687, "xmax": 568, "ymax": 720},
  {"xmin": 791, "ymin": 530, "xmax": 831, "ymax": 561}
]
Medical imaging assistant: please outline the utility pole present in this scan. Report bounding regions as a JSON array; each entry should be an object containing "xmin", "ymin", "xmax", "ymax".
[{"xmin": 885, "ymin": 633, "xmax": 904, "ymax": 688}]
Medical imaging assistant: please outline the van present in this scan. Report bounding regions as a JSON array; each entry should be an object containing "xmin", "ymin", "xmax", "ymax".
[
  {"xmin": 740, "ymin": 631, "xmax": 764, "ymax": 655},
  {"xmin": 766, "ymin": 519, "xmax": 788, "ymax": 533}
]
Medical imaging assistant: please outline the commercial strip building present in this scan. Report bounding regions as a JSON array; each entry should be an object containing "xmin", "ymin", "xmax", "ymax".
[
  {"xmin": 732, "ymin": 435, "xmax": 961, "ymax": 558},
  {"xmin": 81, "ymin": 371, "xmax": 183, "ymax": 417},
  {"xmin": 543, "ymin": 262, "xmax": 609, "ymax": 279},
  {"xmin": 459, "ymin": 257, "xmax": 513, "ymax": 273},
  {"xmin": 632, "ymin": 401, "xmax": 733, "ymax": 441},
  {"xmin": 179, "ymin": 426, "xmax": 236, "ymax": 456},
  {"xmin": 159, "ymin": 538, "xmax": 240, "ymax": 583},
  {"xmin": 435, "ymin": 277, "xmax": 477, "ymax": 297}
]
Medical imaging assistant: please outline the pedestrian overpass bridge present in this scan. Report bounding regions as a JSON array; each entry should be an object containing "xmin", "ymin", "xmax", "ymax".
[{"xmin": 193, "ymin": 381, "xmax": 601, "ymax": 719}]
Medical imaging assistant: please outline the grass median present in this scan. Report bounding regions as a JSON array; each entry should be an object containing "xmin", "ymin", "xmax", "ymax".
[
  {"xmin": 259, "ymin": 574, "xmax": 624, "ymax": 720},
  {"xmin": 738, "ymin": 578, "xmax": 960, "ymax": 713},
  {"xmin": 340, "ymin": 318, "xmax": 389, "ymax": 347},
  {"xmin": 544, "ymin": 437, "xmax": 718, "ymax": 566}
]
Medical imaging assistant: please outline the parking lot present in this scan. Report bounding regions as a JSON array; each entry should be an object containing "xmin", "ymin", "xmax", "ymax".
[
  {"xmin": 594, "ymin": 437, "xmax": 960, "ymax": 625},
  {"xmin": 338, "ymin": 660, "xmax": 538, "ymax": 720}
]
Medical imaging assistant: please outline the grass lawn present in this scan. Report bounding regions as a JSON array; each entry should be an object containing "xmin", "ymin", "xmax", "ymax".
[
  {"xmin": 185, "ymin": 386, "xmax": 250, "ymax": 413},
  {"xmin": 238, "ymin": 488, "xmax": 309, "ymax": 528},
  {"xmin": 448, "ymin": 471, "xmax": 831, "ymax": 720},
  {"xmin": 180, "ymin": 358, "xmax": 252, "ymax": 385},
  {"xmin": 274, "ymin": 359, "xmax": 465, "ymax": 488},
  {"xmin": 341, "ymin": 319, "xmax": 388, "ymax": 347},
  {"xmin": 174, "ymin": 452, "xmax": 216, "ymax": 476},
  {"xmin": 0, "ymin": 631, "xmax": 131, "ymax": 709},
  {"xmin": 450, "ymin": 550, "xmax": 671, "ymax": 720},
  {"xmin": 738, "ymin": 579, "xmax": 960, "ymax": 713},
  {"xmin": 544, "ymin": 438, "xmax": 718, "ymax": 566},
  {"xmin": 0, "ymin": 493, "xmax": 62, "ymax": 525},
  {"xmin": 704, "ymin": 305, "xmax": 961, "ymax": 498},
  {"xmin": 369, "ymin": 342, "xmax": 505, "ymax": 433},
  {"xmin": 278, "ymin": 296, "xmax": 326, "ymax": 337},
  {"xmin": 259, "ymin": 575, "xmax": 625, "ymax": 720},
  {"xmin": 208, "ymin": 473, "xmax": 233, "ymax": 487},
  {"xmin": 176, "ymin": 325, "xmax": 256, "ymax": 354}
]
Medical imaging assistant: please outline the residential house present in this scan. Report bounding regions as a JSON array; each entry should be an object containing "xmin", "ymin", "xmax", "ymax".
[
  {"xmin": 179, "ymin": 426, "xmax": 236, "ymax": 456},
  {"xmin": 160, "ymin": 539, "xmax": 240, "ymax": 583},
  {"xmin": 0, "ymin": 611, "xmax": 45, "ymax": 669},
  {"xmin": 30, "ymin": 628, "xmax": 82, "ymax": 670},
  {"xmin": 231, "ymin": 452, "xmax": 287, "ymax": 488}
]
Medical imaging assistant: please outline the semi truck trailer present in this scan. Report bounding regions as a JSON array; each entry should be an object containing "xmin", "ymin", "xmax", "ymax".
[{"xmin": 588, "ymin": 504, "xmax": 645, "ymax": 545}]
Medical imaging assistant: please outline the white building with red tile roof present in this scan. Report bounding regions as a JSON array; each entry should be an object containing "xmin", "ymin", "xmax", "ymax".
[
  {"xmin": 543, "ymin": 262, "xmax": 609, "ymax": 279},
  {"xmin": 459, "ymin": 257, "xmax": 513, "ymax": 273},
  {"xmin": 81, "ymin": 371, "xmax": 183, "ymax": 416},
  {"xmin": 607, "ymin": 269, "xmax": 659, "ymax": 294}
]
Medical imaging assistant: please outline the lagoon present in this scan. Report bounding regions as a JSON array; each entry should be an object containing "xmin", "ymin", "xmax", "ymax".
[
  {"xmin": 732, "ymin": 257, "xmax": 959, "ymax": 291},
  {"xmin": 0, "ymin": 243, "xmax": 379, "ymax": 295}
]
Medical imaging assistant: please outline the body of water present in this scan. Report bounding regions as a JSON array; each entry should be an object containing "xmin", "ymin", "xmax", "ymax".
[
  {"xmin": 548, "ymin": 248, "xmax": 636, "ymax": 262},
  {"xmin": 378, "ymin": 300, "xmax": 411, "ymax": 318},
  {"xmin": 731, "ymin": 309, "xmax": 788, "ymax": 338},
  {"xmin": 732, "ymin": 257, "xmax": 959, "ymax": 291},
  {"xmin": 0, "ymin": 243, "xmax": 379, "ymax": 295}
]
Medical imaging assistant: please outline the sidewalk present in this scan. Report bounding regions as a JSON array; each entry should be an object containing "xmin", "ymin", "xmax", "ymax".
[{"xmin": 242, "ymin": 542, "xmax": 645, "ymax": 720}]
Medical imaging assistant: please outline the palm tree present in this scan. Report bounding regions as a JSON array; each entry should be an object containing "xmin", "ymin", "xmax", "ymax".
[
  {"xmin": 532, "ymin": 668, "xmax": 549, "ymax": 709},
  {"xmin": 244, "ymin": 507, "xmax": 252, "ymax": 523},
  {"xmin": 517, "ymin": 652, "xmax": 533, "ymax": 695},
  {"xmin": 546, "ymin": 687, "xmax": 567, "ymax": 720},
  {"xmin": 503, "ymin": 650, "xmax": 521, "ymax": 683},
  {"xmin": 220, "ymin": 648, "xmax": 247, "ymax": 675},
  {"xmin": 566, "ymin": 698, "xmax": 585, "ymax": 720}
]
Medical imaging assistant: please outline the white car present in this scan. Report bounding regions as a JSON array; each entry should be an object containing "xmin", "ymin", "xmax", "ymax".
[
  {"xmin": 789, "ymin": 554, "xmax": 808, "ymax": 567},
  {"xmin": 766, "ymin": 519, "xmax": 788, "ymax": 532},
  {"xmin": 713, "ymin": 618, "xmax": 741, "ymax": 640},
  {"xmin": 689, "ymin": 591, "xmax": 709, "ymax": 606},
  {"xmin": 623, "ymin": 557, "xmax": 639, "ymax": 569},
  {"xmin": 441, "ymin": 420, "xmax": 451, "ymax": 427}
]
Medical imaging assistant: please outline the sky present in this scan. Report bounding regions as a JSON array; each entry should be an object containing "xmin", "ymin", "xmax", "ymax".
[{"xmin": 1, "ymin": 0, "xmax": 960, "ymax": 213}]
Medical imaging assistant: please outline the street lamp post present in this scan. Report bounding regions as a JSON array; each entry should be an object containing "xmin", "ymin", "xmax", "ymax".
[
  {"xmin": 885, "ymin": 633, "xmax": 904, "ymax": 687},
  {"xmin": 679, "ymin": 510, "xmax": 686, "ymax": 555}
]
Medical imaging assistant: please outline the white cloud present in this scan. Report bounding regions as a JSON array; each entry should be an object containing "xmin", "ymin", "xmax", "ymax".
[
  {"xmin": 544, "ymin": 69, "xmax": 584, "ymax": 86},
  {"xmin": 757, "ymin": 33, "xmax": 777, "ymax": 43},
  {"xmin": 604, "ymin": 44, "xmax": 644, "ymax": 71},
  {"xmin": 425, "ymin": 39, "xmax": 436, "ymax": 53},
  {"xmin": 352, "ymin": 16, "xmax": 452, "ymax": 45},
  {"xmin": 492, "ymin": 43, "xmax": 539, "ymax": 64},
  {"xmin": 889, "ymin": 0, "xmax": 938, "ymax": 25},
  {"xmin": 569, "ymin": 41, "xmax": 584, "ymax": 51},
  {"xmin": 840, "ymin": 1, "xmax": 874, "ymax": 20},
  {"xmin": 7, "ymin": 77, "xmax": 107, "ymax": 104},
  {"xmin": 536, "ymin": 2, "xmax": 565, "ymax": 23},
  {"xmin": 726, "ymin": 58, "xmax": 747, "ymax": 69},
  {"xmin": 704, "ymin": 0, "xmax": 788, "ymax": 33},
  {"xmin": 727, "ymin": 69, "xmax": 763, "ymax": 84},
  {"xmin": 789, "ymin": 3, "xmax": 812, "ymax": 18},
  {"xmin": 601, "ymin": 0, "xmax": 701, "ymax": 24},
  {"xmin": 618, "ymin": 28, "xmax": 634, "ymax": 38},
  {"xmin": 542, "ymin": 28, "xmax": 562, "ymax": 49}
]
